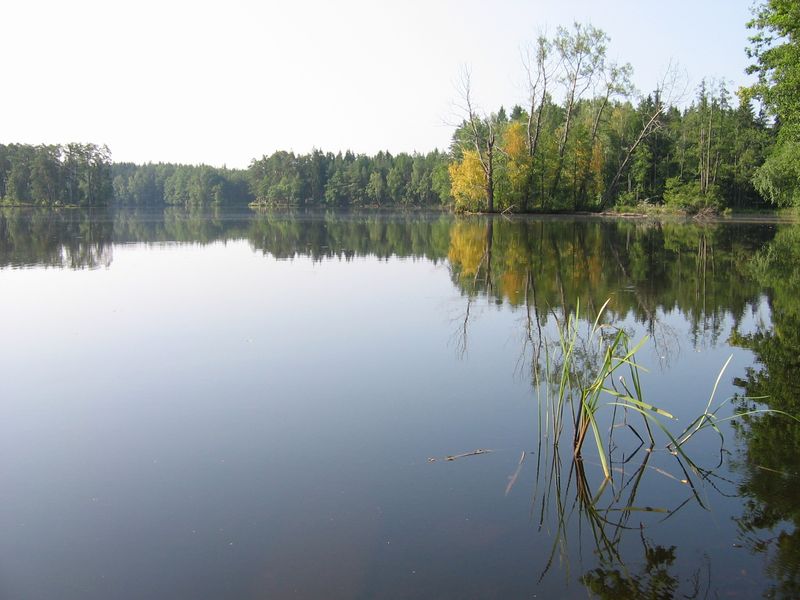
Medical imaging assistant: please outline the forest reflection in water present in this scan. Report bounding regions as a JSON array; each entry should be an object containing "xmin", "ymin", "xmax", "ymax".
[{"xmin": 1, "ymin": 206, "xmax": 799, "ymax": 598}]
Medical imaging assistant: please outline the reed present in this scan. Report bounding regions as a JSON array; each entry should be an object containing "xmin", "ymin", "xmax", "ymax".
[
  {"xmin": 543, "ymin": 299, "xmax": 665, "ymax": 479},
  {"xmin": 533, "ymin": 298, "xmax": 732, "ymax": 577},
  {"xmin": 527, "ymin": 299, "xmax": 800, "ymax": 585}
]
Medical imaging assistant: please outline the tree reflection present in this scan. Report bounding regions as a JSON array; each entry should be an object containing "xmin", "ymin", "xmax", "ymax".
[
  {"xmin": 582, "ymin": 539, "xmax": 678, "ymax": 599},
  {"xmin": 0, "ymin": 207, "xmax": 114, "ymax": 269},
  {"xmin": 580, "ymin": 531, "xmax": 711, "ymax": 600},
  {"xmin": 442, "ymin": 212, "xmax": 775, "ymax": 510},
  {"xmin": 3, "ymin": 207, "xmax": 799, "ymax": 597},
  {"xmin": 730, "ymin": 226, "xmax": 800, "ymax": 599},
  {"xmin": 446, "ymin": 216, "xmax": 770, "ymax": 362},
  {"xmin": 1, "ymin": 206, "xmax": 774, "ymax": 353},
  {"xmin": 443, "ymin": 216, "xmax": 780, "ymax": 597}
]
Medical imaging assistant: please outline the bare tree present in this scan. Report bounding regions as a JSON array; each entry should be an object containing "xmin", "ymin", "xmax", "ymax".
[
  {"xmin": 550, "ymin": 23, "xmax": 608, "ymax": 199},
  {"xmin": 454, "ymin": 67, "xmax": 497, "ymax": 212},
  {"xmin": 522, "ymin": 35, "xmax": 559, "ymax": 160}
]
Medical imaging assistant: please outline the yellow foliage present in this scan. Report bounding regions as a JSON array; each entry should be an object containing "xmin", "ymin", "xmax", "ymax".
[
  {"xmin": 499, "ymin": 270, "xmax": 527, "ymax": 306},
  {"xmin": 502, "ymin": 122, "xmax": 534, "ymax": 206},
  {"xmin": 449, "ymin": 151, "xmax": 486, "ymax": 211},
  {"xmin": 502, "ymin": 122, "xmax": 528, "ymax": 161},
  {"xmin": 447, "ymin": 221, "xmax": 487, "ymax": 278}
]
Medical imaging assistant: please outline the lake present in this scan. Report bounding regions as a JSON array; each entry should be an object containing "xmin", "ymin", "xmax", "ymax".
[{"xmin": 0, "ymin": 207, "xmax": 797, "ymax": 599}]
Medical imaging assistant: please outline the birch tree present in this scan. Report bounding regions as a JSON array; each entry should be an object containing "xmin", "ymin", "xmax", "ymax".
[
  {"xmin": 550, "ymin": 23, "xmax": 608, "ymax": 199},
  {"xmin": 453, "ymin": 68, "xmax": 497, "ymax": 212}
]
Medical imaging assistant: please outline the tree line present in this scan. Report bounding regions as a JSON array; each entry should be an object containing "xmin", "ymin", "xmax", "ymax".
[
  {"xmin": 447, "ymin": 2, "xmax": 798, "ymax": 213},
  {"xmin": 0, "ymin": 146, "xmax": 452, "ymax": 209},
  {"xmin": 448, "ymin": 23, "xmax": 774, "ymax": 213},
  {"xmin": 110, "ymin": 162, "xmax": 252, "ymax": 207},
  {"xmin": 247, "ymin": 149, "xmax": 450, "ymax": 207},
  {"xmin": 109, "ymin": 150, "xmax": 452, "ymax": 208},
  {"xmin": 0, "ymin": 143, "xmax": 113, "ymax": 207},
  {"xmin": 0, "ymin": 2, "xmax": 795, "ymax": 212}
]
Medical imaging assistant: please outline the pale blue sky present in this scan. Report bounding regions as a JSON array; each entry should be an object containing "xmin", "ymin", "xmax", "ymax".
[{"xmin": 1, "ymin": 0, "xmax": 756, "ymax": 167}]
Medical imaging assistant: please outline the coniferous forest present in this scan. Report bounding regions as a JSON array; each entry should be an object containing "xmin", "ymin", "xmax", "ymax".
[{"xmin": 0, "ymin": 2, "xmax": 797, "ymax": 214}]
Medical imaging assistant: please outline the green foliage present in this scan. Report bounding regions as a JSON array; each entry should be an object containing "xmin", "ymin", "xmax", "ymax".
[
  {"xmin": 248, "ymin": 149, "xmax": 447, "ymax": 208},
  {"xmin": 446, "ymin": 24, "xmax": 773, "ymax": 212},
  {"xmin": 447, "ymin": 84, "xmax": 769, "ymax": 212},
  {"xmin": 730, "ymin": 225, "xmax": 800, "ymax": 598},
  {"xmin": 753, "ymin": 141, "xmax": 800, "ymax": 206},
  {"xmin": 0, "ymin": 143, "xmax": 113, "ymax": 207},
  {"xmin": 746, "ymin": 0, "xmax": 800, "ymax": 139},
  {"xmin": 662, "ymin": 177, "xmax": 721, "ymax": 212},
  {"xmin": 111, "ymin": 162, "xmax": 252, "ymax": 208},
  {"xmin": 744, "ymin": 1, "xmax": 800, "ymax": 206},
  {"xmin": 106, "ymin": 150, "xmax": 449, "ymax": 210}
]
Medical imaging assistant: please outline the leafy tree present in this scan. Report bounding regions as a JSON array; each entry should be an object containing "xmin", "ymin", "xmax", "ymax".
[
  {"xmin": 446, "ymin": 25, "xmax": 774, "ymax": 213},
  {"xmin": 0, "ymin": 143, "xmax": 112, "ymax": 206},
  {"xmin": 448, "ymin": 150, "xmax": 486, "ymax": 211},
  {"xmin": 745, "ymin": 0, "xmax": 800, "ymax": 205},
  {"xmin": 550, "ymin": 22, "xmax": 608, "ymax": 203},
  {"xmin": 366, "ymin": 171, "xmax": 386, "ymax": 205},
  {"xmin": 451, "ymin": 68, "xmax": 498, "ymax": 212}
]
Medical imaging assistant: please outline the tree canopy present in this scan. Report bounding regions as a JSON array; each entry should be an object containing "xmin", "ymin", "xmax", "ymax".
[
  {"xmin": 0, "ymin": 143, "xmax": 113, "ymax": 207},
  {"xmin": 447, "ymin": 23, "xmax": 772, "ymax": 213},
  {"xmin": 745, "ymin": 0, "xmax": 800, "ymax": 206},
  {"xmin": 0, "ymin": 10, "xmax": 795, "ymax": 213}
]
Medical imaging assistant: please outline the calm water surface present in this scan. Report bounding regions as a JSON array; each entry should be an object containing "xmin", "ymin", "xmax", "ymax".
[{"xmin": 0, "ymin": 207, "xmax": 797, "ymax": 599}]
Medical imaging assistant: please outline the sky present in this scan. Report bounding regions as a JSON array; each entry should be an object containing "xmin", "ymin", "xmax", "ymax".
[{"xmin": 1, "ymin": 0, "xmax": 757, "ymax": 168}]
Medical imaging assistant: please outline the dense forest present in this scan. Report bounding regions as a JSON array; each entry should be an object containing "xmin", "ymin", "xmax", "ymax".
[
  {"xmin": 448, "ymin": 0, "xmax": 798, "ymax": 213},
  {"xmin": 0, "ymin": 143, "xmax": 113, "ymax": 207},
  {"xmin": 0, "ymin": 1, "xmax": 796, "ymax": 213},
  {"xmin": 110, "ymin": 150, "xmax": 452, "ymax": 209},
  {"xmin": 110, "ymin": 162, "xmax": 252, "ymax": 207},
  {"xmin": 247, "ymin": 149, "xmax": 450, "ymax": 207},
  {"xmin": 448, "ymin": 75, "xmax": 771, "ymax": 212}
]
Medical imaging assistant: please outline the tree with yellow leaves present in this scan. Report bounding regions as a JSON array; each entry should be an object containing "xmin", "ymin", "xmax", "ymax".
[{"xmin": 449, "ymin": 150, "xmax": 488, "ymax": 212}]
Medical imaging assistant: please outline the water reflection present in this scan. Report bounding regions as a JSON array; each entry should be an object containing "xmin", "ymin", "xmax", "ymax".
[
  {"xmin": 1, "ymin": 207, "xmax": 777, "ymax": 324},
  {"xmin": 0, "ymin": 208, "xmax": 114, "ymax": 269},
  {"xmin": 580, "ymin": 534, "xmax": 709, "ymax": 600},
  {"xmin": 491, "ymin": 296, "xmax": 735, "ymax": 597},
  {"xmin": 1, "ymin": 206, "xmax": 799, "ymax": 598},
  {"xmin": 446, "ymin": 216, "xmax": 771, "ymax": 349},
  {"xmin": 730, "ymin": 226, "xmax": 800, "ymax": 599}
]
